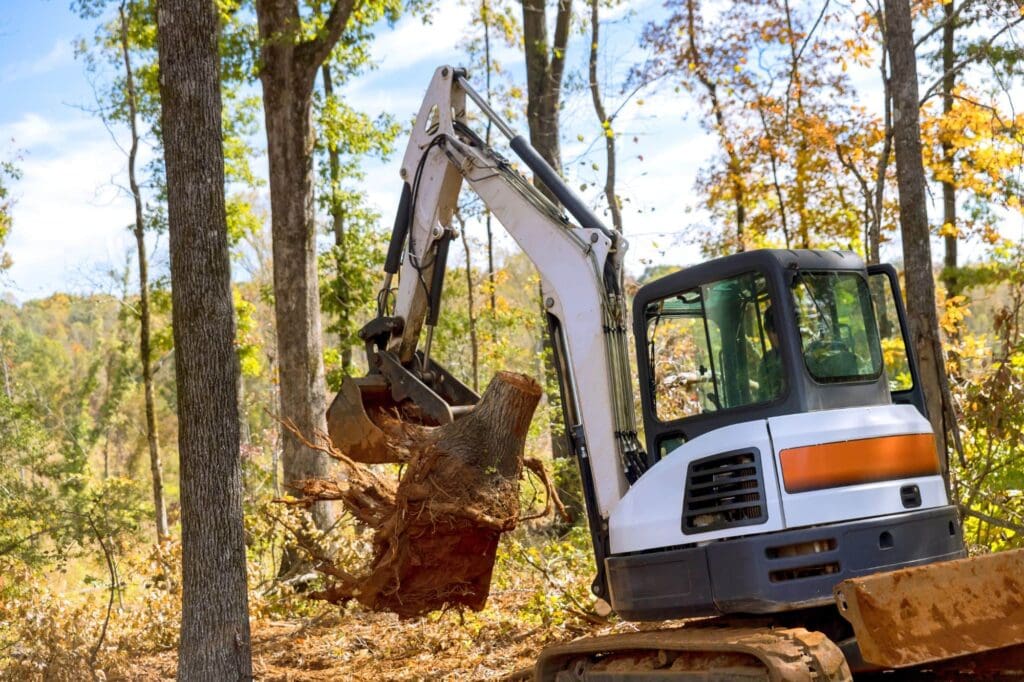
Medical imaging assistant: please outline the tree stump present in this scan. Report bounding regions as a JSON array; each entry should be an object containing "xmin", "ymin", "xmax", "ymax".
[{"xmin": 291, "ymin": 371, "xmax": 542, "ymax": 618}]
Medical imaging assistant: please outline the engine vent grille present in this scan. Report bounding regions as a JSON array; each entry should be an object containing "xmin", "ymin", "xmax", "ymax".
[{"xmin": 682, "ymin": 449, "xmax": 768, "ymax": 535}]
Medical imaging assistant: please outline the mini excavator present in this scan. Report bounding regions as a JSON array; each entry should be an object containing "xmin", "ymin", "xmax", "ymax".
[{"xmin": 327, "ymin": 66, "xmax": 1024, "ymax": 680}]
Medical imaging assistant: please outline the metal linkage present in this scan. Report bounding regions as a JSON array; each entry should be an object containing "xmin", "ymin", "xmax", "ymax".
[{"xmin": 456, "ymin": 73, "xmax": 615, "ymax": 242}]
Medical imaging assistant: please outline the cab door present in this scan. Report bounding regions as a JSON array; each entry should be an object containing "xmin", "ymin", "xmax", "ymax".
[{"xmin": 867, "ymin": 264, "xmax": 928, "ymax": 418}]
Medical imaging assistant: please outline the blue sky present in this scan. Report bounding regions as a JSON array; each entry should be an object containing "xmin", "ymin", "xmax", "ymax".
[
  {"xmin": 0, "ymin": 0, "xmax": 722, "ymax": 300},
  {"xmin": 1, "ymin": 0, "xmax": 992, "ymax": 301},
  {"xmin": 0, "ymin": 2, "xmax": 89, "ymax": 121},
  {"xmin": 1, "ymin": 0, "xmax": 143, "ymax": 299}
]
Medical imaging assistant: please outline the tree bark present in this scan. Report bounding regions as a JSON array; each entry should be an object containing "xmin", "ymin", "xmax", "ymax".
[
  {"xmin": 940, "ymin": 0, "xmax": 958, "ymax": 295},
  {"xmin": 884, "ymin": 0, "xmax": 950, "ymax": 477},
  {"xmin": 255, "ymin": 0, "xmax": 357, "ymax": 531},
  {"xmin": 320, "ymin": 62, "xmax": 352, "ymax": 372},
  {"xmin": 304, "ymin": 371, "xmax": 543, "ymax": 617},
  {"xmin": 118, "ymin": 2, "xmax": 168, "ymax": 541},
  {"xmin": 156, "ymin": 0, "xmax": 252, "ymax": 678},
  {"xmin": 520, "ymin": 0, "xmax": 574, "ymax": 476}
]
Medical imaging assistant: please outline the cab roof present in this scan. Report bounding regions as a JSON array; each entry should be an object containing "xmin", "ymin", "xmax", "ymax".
[{"xmin": 637, "ymin": 249, "xmax": 866, "ymax": 302}]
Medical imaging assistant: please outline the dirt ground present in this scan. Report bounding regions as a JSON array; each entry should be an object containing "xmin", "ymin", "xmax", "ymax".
[{"xmin": 118, "ymin": 591, "xmax": 611, "ymax": 681}]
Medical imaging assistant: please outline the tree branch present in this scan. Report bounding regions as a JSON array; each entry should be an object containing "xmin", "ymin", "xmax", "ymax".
[
  {"xmin": 960, "ymin": 506, "xmax": 1024, "ymax": 534},
  {"xmin": 920, "ymin": 13, "xmax": 1024, "ymax": 105},
  {"xmin": 549, "ymin": 0, "xmax": 572, "ymax": 101},
  {"xmin": 87, "ymin": 513, "xmax": 118, "ymax": 675},
  {"xmin": 835, "ymin": 142, "xmax": 875, "ymax": 230},
  {"xmin": 296, "ymin": 0, "xmax": 358, "ymax": 80},
  {"xmin": 0, "ymin": 526, "xmax": 60, "ymax": 558},
  {"xmin": 784, "ymin": 0, "xmax": 830, "ymax": 117},
  {"xmin": 914, "ymin": 0, "xmax": 971, "ymax": 49}
]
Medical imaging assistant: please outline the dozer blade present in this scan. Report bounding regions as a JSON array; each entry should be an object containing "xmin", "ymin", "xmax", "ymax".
[{"xmin": 834, "ymin": 548, "xmax": 1024, "ymax": 669}]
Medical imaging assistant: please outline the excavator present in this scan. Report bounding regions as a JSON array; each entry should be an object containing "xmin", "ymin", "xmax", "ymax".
[{"xmin": 327, "ymin": 66, "xmax": 1024, "ymax": 680}]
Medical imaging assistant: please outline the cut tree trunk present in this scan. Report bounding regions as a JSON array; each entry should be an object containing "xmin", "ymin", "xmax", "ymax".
[{"xmin": 293, "ymin": 371, "xmax": 543, "ymax": 618}]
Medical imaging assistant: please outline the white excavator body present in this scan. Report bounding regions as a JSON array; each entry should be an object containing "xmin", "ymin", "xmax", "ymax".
[{"xmin": 325, "ymin": 66, "xmax": 1024, "ymax": 679}]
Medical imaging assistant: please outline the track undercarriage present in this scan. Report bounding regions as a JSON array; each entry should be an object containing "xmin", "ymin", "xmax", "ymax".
[
  {"xmin": 535, "ymin": 624, "xmax": 851, "ymax": 681},
  {"xmin": 531, "ymin": 549, "xmax": 1024, "ymax": 681}
]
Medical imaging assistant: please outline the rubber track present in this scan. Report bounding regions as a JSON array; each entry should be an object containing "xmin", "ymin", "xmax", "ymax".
[{"xmin": 533, "ymin": 625, "xmax": 853, "ymax": 681}]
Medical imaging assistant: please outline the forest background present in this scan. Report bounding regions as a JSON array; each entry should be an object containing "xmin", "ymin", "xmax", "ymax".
[{"xmin": 1, "ymin": 0, "xmax": 1024, "ymax": 679}]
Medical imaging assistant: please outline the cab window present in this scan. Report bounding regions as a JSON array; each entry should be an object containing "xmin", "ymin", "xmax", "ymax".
[
  {"xmin": 791, "ymin": 272, "xmax": 882, "ymax": 383},
  {"xmin": 646, "ymin": 272, "xmax": 783, "ymax": 422},
  {"xmin": 869, "ymin": 272, "xmax": 913, "ymax": 392}
]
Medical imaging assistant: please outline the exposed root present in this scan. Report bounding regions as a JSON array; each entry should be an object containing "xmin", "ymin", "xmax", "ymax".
[
  {"xmin": 522, "ymin": 456, "xmax": 571, "ymax": 523},
  {"xmin": 276, "ymin": 371, "xmax": 565, "ymax": 618}
]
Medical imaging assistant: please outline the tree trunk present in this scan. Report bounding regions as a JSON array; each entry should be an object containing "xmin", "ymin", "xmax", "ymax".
[
  {"xmin": 255, "ymin": 0, "xmax": 358, "ymax": 532},
  {"xmin": 870, "ymin": 37, "xmax": 892, "ymax": 267},
  {"xmin": 884, "ymin": 0, "xmax": 950, "ymax": 477},
  {"xmin": 522, "ymin": 0, "xmax": 570, "ymax": 194},
  {"xmin": 588, "ymin": 0, "xmax": 622, "ymax": 232},
  {"xmin": 456, "ymin": 211, "xmax": 480, "ymax": 392},
  {"xmin": 119, "ymin": 2, "xmax": 168, "ymax": 541},
  {"xmin": 482, "ymin": 0, "xmax": 498, "ymax": 315},
  {"xmin": 941, "ymin": 0, "xmax": 958, "ymax": 295},
  {"xmin": 520, "ymin": 0, "xmax": 575, "ymax": 479},
  {"xmin": 685, "ymin": 0, "xmax": 745, "ymax": 251},
  {"xmin": 305, "ymin": 371, "xmax": 542, "ymax": 617},
  {"xmin": 156, "ymin": 0, "xmax": 252, "ymax": 678},
  {"xmin": 321, "ymin": 62, "xmax": 352, "ymax": 372},
  {"xmin": 262, "ymin": 60, "xmax": 332, "ymax": 531}
]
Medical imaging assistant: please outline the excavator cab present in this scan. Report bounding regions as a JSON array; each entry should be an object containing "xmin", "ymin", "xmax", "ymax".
[{"xmin": 634, "ymin": 250, "xmax": 927, "ymax": 462}]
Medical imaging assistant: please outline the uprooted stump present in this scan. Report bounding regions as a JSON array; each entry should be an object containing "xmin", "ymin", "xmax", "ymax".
[{"xmin": 286, "ymin": 370, "xmax": 556, "ymax": 618}]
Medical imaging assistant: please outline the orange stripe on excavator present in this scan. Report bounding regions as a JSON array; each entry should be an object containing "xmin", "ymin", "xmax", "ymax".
[{"xmin": 780, "ymin": 433, "xmax": 939, "ymax": 494}]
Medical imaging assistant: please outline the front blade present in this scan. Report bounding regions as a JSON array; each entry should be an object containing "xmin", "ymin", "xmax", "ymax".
[{"xmin": 834, "ymin": 548, "xmax": 1024, "ymax": 668}]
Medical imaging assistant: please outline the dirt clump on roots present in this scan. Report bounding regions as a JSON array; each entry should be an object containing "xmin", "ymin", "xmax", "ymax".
[{"xmin": 283, "ymin": 370, "xmax": 563, "ymax": 618}]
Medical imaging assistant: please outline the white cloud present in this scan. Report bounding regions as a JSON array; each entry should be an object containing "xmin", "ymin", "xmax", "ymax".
[
  {"xmin": 366, "ymin": 0, "xmax": 466, "ymax": 74},
  {"xmin": 0, "ymin": 39, "xmax": 74, "ymax": 85},
  {"xmin": 1, "ymin": 111, "xmax": 143, "ymax": 300},
  {"xmin": 0, "ymin": 111, "xmax": 98, "ymax": 149}
]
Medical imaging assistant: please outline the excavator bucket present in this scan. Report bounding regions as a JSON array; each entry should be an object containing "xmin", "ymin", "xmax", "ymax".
[
  {"xmin": 326, "ymin": 352, "xmax": 479, "ymax": 464},
  {"xmin": 834, "ymin": 548, "xmax": 1024, "ymax": 670},
  {"xmin": 326, "ymin": 375, "xmax": 396, "ymax": 464}
]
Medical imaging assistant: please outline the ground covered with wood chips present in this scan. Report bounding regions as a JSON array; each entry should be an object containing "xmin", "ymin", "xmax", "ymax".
[
  {"xmin": 0, "ymin": 522, "xmax": 615, "ymax": 681},
  {"xmin": 115, "ymin": 523, "xmax": 636, "ymax": 681},
  {"xmin": 120, "ymin": 590, "xmax": 624, "ymax": 681}
]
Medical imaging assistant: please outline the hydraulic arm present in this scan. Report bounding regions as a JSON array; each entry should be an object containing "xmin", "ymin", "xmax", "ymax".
[
  {"xmin": 349, "ymin": 68, "xmax": 647, "ymax": 583},
  {"xmin": 335, "ymin": 63, "xmax": 647, "ymax": 593}
]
